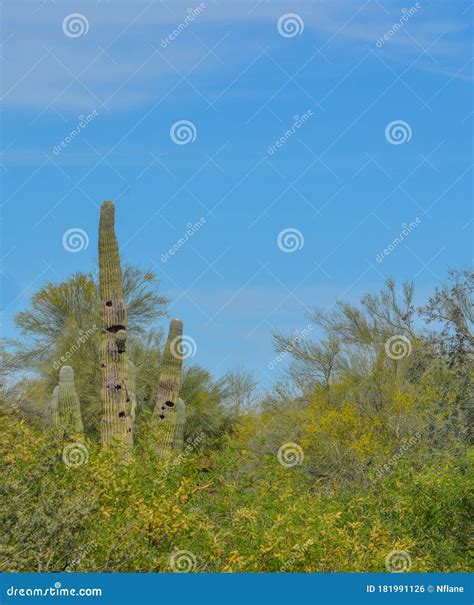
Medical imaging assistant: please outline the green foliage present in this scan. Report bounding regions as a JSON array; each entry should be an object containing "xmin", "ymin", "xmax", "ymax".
[
  {"xmin": 180, "ymin": 366, "xmax": 231, "ymax": 443},
  {"xmin": 3, "ymin": 265, "xmax": 167, "ymax": 441},
  {"xmin": 1, "ymin": 408, "xmax": 471, "ymax": 572},
  {"xmin": 1, "ymin": 210, "xmax": 471, "ymax": 576}
]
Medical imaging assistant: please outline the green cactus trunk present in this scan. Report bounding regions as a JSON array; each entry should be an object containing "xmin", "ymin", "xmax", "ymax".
[
  {"xmin": 47, "ymin": 385, "xmax": 60, "ymax": 428},
  {"xmin": 128, "ymin": 359, "xmax": 137, "ymax": 423},
  {"xmin": 173, "ymin": 398, "xmax": 186, "ymax": 451},
  {"xmin": 153, "ymin": 319, "xmax": 184, "ymax": 458},
  {"xmin": 99, "ymin": 201, "xmax": 133, "ymax": 448},
  {"xmin": 57, "ymin": 366, "xmax": 84, "ymax": 438}
]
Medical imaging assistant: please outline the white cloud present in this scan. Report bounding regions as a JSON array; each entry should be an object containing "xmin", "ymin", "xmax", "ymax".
[{"xmin": 1, "ymin": 0, "xmax": 471, "ymax": 112}]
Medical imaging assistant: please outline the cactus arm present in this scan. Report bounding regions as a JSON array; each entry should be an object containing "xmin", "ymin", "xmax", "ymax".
[{"xmin": 98, "ymin": 201, "xmax": 133, "ymax": 448}]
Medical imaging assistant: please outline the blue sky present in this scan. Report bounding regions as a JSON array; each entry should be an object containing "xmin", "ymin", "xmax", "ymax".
[{"xmin": 1, "ymin": 0, "xmax": 472, "ymax": 386}]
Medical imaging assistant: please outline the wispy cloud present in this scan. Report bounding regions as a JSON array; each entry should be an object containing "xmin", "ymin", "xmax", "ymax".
[{"xmin": 1, "ymin": 0, "xmax": 471, "ymax": 113}]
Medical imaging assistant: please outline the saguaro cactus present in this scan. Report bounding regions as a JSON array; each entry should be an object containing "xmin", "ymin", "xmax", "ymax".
[
  {"xmin": 173, "ymin": 398, "xmax": 186, "ymax": 452},
  {"xmin": 128, "ymin": 359, "xmax": 137, "ymax": 423},
  {"xmin": 47, "ymin": 385, "xmax": 60, "ymax": 428},
  {"xmin": 58, "ymin": 366, "xmax": 84, "ymax": 437},
  {"xmin": 153, "ymin": 319, "xmax": 184, "ymax": 458},
  {"xmin": 99, "ymin": 201, "xmax": 132, "ymax": 448}
]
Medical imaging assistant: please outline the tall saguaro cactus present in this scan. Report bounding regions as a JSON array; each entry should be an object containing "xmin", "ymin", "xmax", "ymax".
[
  {"xmin": 153, "ymin": 319, "xmax": 184, "ymax": 458},
  {"xmin": 99, "ymin": 201, "xmax": 132, "ymax": 448},
  {"xmin": 57, "ymin": 366, "xmax": 84, "ymax": 437}
]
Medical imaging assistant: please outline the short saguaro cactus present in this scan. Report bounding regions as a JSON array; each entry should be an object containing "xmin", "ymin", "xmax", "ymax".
[
  {"xmin": 153, "ymin": 319, "xmax": 184, "ymax": 458},
  {"xmin": 57, "ymin": 366, "xmax": 84, "ymax": 438}
]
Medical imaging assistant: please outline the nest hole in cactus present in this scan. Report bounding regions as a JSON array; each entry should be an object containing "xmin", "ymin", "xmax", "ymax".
[
  {"xmin": 106, "ymin": 325, "xmax": 126, "ymax": 334},
  {"xmin": 105, "ymin": 301, "xmax": 113, "ymax": 307},
  {"xmin": 118, "ymin": 411, "xmax": 126, "ymax": 418},
  {"xmin": 165, "ymin": 401, "xmax": 174, "ymax": 407}
]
